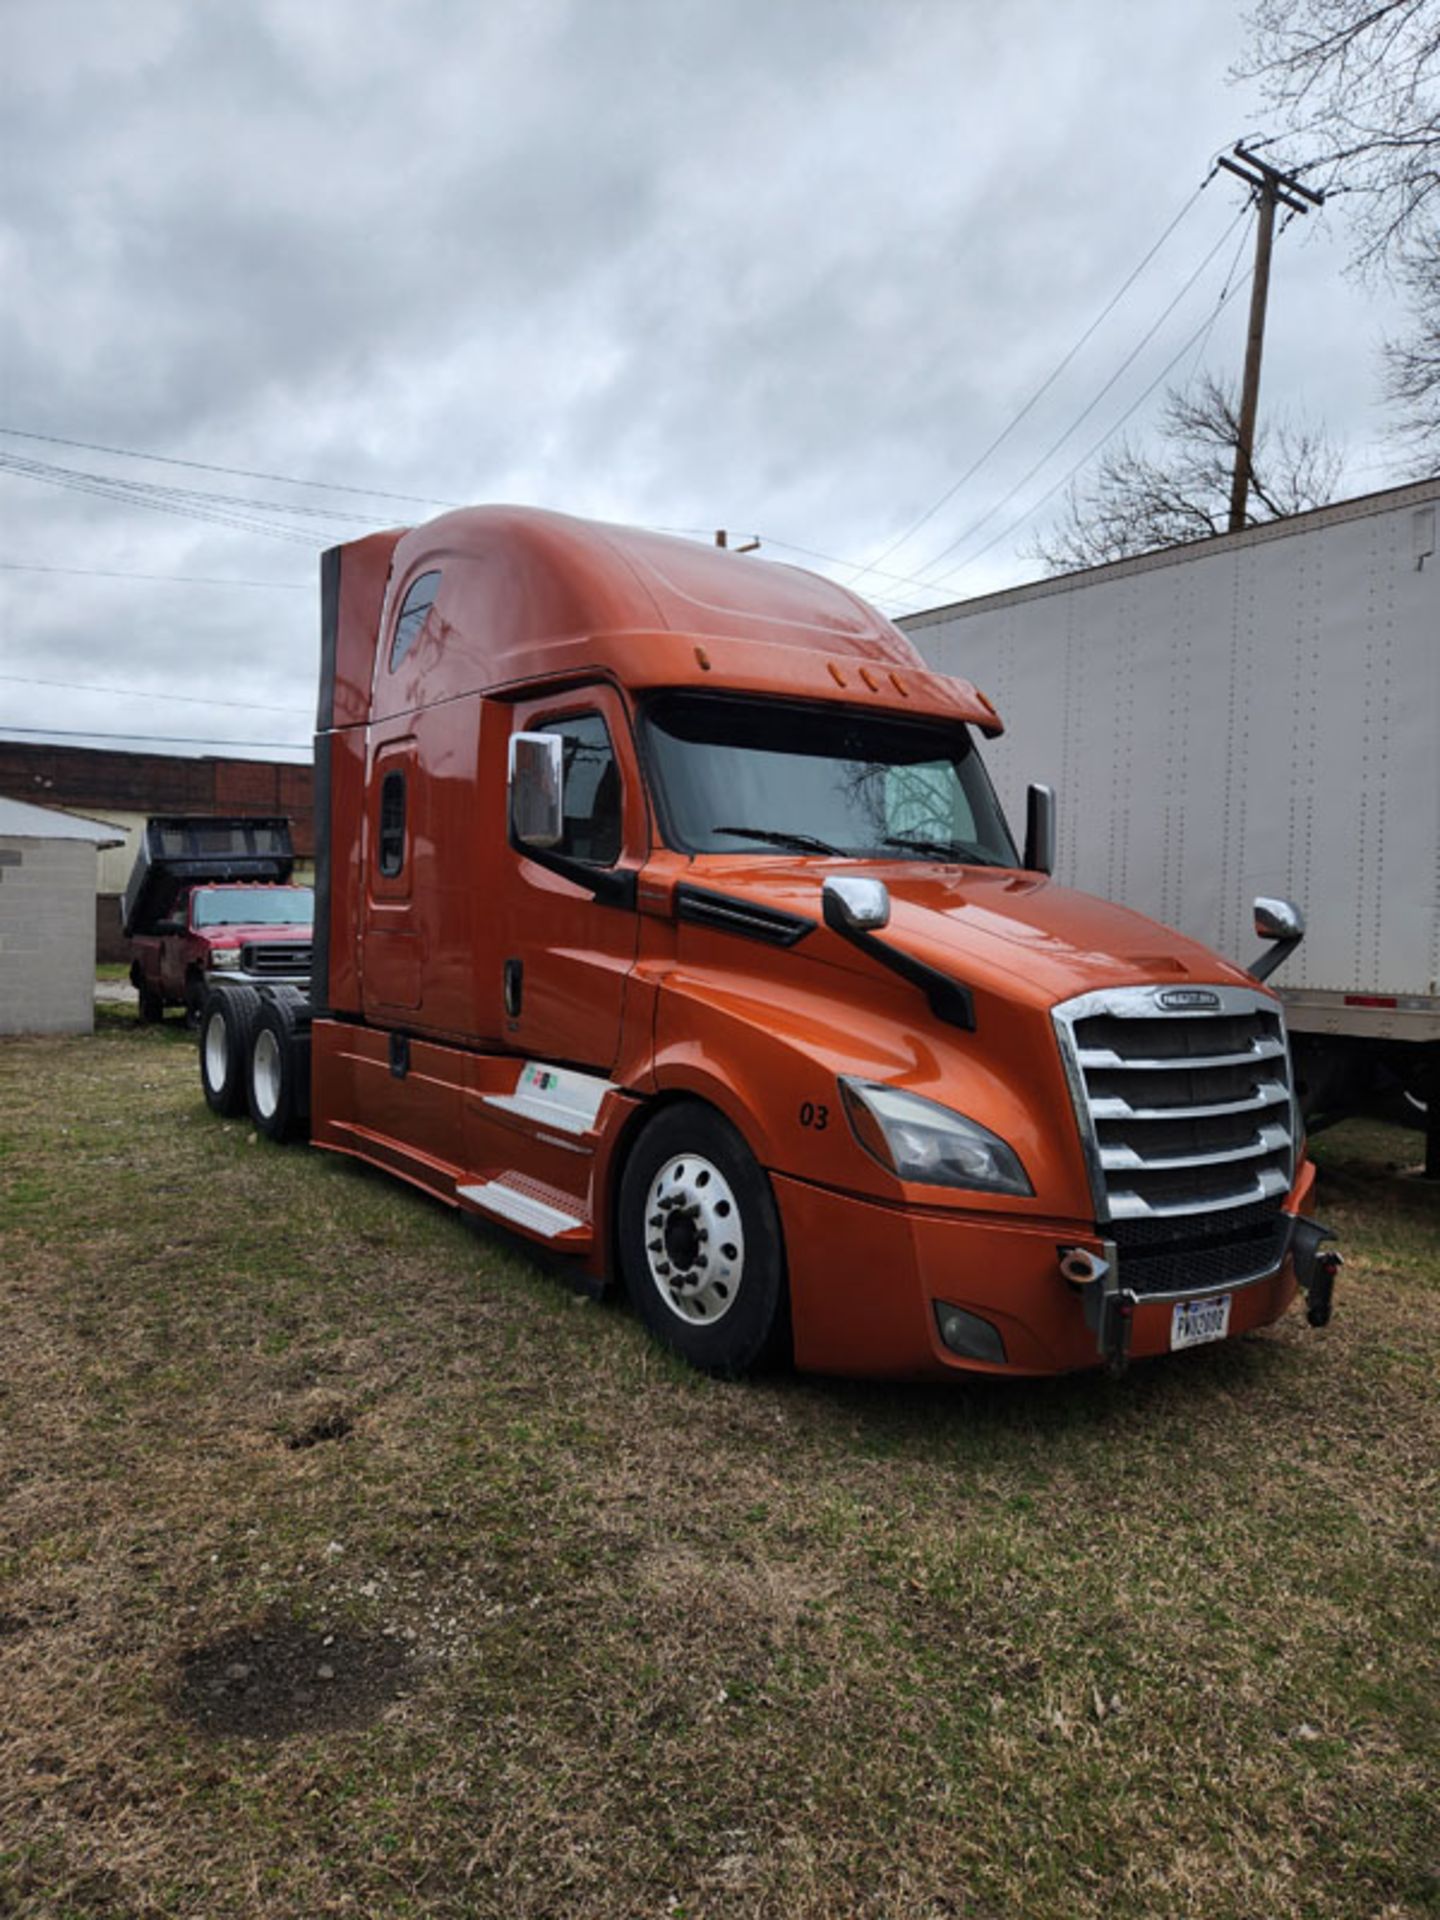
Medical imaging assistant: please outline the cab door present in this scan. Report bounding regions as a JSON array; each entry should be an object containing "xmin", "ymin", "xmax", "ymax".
[{"xmin": 496, "ymin": 685, "xmax": 644, "ymax": 1072}]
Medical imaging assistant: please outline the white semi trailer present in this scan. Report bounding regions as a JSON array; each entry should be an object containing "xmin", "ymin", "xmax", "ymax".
[{"xmin": 900, "ymin": 477, "xmax": 1440, "ymax": 1170}]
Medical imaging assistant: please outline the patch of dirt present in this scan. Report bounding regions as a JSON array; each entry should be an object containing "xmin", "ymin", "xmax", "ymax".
[
  {"xmin": 285, "ymin": 1409, "xmax": 354, "ymax": 1450},
  {"xmin": 174, "ymin": 1613, "xmax": 409, "ymax": 1739}
]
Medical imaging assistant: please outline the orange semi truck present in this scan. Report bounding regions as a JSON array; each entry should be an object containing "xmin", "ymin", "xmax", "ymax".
[{"xmin": 197, "ymin": 506, "xmax": 1340, "ymax": 1379}]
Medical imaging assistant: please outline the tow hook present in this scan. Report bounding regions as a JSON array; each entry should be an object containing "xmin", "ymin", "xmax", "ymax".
[
  {"xmin": 1059, "ymin": 1241, "xmax": 1134, "ymax": 1375},
  {"xmin": 1289, "ymin": 1217, "xmax": 1342, "ymax": 1329},
  {"xmin": 1059, "ymin": 1246, "xmax": 1110, "ymax": 1287}
]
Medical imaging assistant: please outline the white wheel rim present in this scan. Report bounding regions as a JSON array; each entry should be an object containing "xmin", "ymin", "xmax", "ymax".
[
  {"xmin": 643, "ymin": 1153, "xmax": 744, "ymax": 1326},
  {"xmin": 252, "ymin": 1028, "xmax": 282, "ymax": 1120},
  {"xmin": 204, "ymin": 1012, "xmax": 229, "ymax": 1090}
]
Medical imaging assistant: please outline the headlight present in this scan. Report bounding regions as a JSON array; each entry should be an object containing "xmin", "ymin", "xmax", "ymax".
[
  {"xmin": 839, "ymin": 1078, "xmax": 1033, "ymax": 1196},
  {"xmin": 211, "ymin": 950, "xmax": 241, "ymax": 971}
]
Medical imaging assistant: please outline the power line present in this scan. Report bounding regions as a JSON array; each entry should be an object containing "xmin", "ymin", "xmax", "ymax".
[
  {"xmin": 843, "ymin": 172, "xmax": 1218, "ymax": 593},
  {"xmin": 0, "ymin": 723, "xmax": 309, "ymax": 752},
  {"xmin": 0, "ymin": 452, "xmax": 330, "ymax": 546},
  {"xmin": 0, "ymin": 561, "xmax": 309, "ymax": 590},
  {"xmin": 0, "ymin": 672, "xmax": 308, "ymax": 714},
  {"xmin": 0, "ymin": 425, "xmax": 460, "ymax": 510},
  {"xmin": 911, "ymin": 206, "xmax": 1250, "ymax": 579},
  {"xmin": 0, "ymin": 448, "xmax": 377, "ymax": 526},
  {"xmin": 925, "ymin": 264, "xmax": 1257, "ymax": 594}
]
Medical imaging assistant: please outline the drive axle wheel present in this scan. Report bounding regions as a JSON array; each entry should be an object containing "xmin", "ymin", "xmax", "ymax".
[
  {"xmin": 199, "ymin": 985, "xmax": 261, "ymax": 1117},
  {"xmin": 246, "ymin": 997, "xmax": 310, "ymax": 1143},
  {"xmin": 618, "ymin": 1103, "xmax": 789, "ymax": 1374}
]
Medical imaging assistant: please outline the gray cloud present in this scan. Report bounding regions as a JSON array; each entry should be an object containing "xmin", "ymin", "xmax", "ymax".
[{"xmin": 0, "ymin": 0, "xmax": 1407, "ymax": 756}]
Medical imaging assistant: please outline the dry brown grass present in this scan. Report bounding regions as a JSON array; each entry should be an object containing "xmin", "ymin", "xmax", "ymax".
[{"xmin": 0, "ymin": 1019, "xmax": 1436, "ymax": 1918}]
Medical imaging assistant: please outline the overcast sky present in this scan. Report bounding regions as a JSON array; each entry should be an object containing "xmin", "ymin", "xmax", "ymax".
[{"xmin": 0, "ymin": 0, "xmax": 1414, "ymax": 764}]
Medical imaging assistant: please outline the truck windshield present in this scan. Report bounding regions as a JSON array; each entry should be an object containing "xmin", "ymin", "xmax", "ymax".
[
  {"xmin": 192, "ymin": 888, "xmax": 314, "ymax": 928},
  {"xmin": 642, "ymin": 694, "xmax": 1018, "ymax": 865}
]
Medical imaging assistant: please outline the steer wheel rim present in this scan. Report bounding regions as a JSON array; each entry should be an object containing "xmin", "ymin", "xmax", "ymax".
[
  {"xmin": 251, "ymin": 1029, "xmax": 282, "ymax": 1119},
  {"xmin": 642, "ymin": 1153, "xmax": 745, "ymax": 1326},
  {"xmin": 204, "ymin": 1013, "xmax": 229, "ymax": 1089}
]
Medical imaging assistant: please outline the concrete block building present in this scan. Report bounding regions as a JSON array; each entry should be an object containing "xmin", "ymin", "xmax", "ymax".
[{"xmin": 0, "ymin": 797, "xmax": 125, "ymax": 1034}]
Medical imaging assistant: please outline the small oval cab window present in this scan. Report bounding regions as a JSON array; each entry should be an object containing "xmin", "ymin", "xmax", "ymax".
[{"xmin": 389, "ymin": 571, "xmax": 441, "ymax": 672}]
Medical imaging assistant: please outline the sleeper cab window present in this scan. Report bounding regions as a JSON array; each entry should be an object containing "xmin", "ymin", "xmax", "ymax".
[
  {"xmin": 389, "ymin": 570, "xmax": 442, "ymax": 672},
  {"xmin": 378, "ymin": 770, "xmax": 406, "ymax": 876},
  {"xmin": 542, "ymin": 712, "xmax": 622, "ymax": 866}
]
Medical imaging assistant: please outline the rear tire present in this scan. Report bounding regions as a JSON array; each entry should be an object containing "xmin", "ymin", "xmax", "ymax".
[
  {"xmin": 246, "ymin": 997, "xmax": 310, "ymax": 1143},
  {"xmin": 199, "ymin": 985, "xmax": 261, "ymax": 1117},
  {"xmin": 617, "ymin": 1102, "xmax": 790, "ymax": 1375}
]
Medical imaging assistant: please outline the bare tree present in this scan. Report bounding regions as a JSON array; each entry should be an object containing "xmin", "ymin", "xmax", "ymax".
[
  {"xmin": 1386, "ymin": 233, "xmax": 1440, "ymax": 451},
  {"xmin": 1243, "ymin": 0, "xmax": 1440, "ymax": 458},
  {"xmin": 1033, "ymin": 375, "xmax": 1341, "ymax": 573}
]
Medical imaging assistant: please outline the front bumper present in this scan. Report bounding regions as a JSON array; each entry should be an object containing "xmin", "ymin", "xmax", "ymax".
[
  {"xmin": 774, "ymin": 1158, "xmax": 1328, "ymax": 1380},
  {"xmin": 204, "ymin": 966, "xmax": 309, "ymax": 988}
]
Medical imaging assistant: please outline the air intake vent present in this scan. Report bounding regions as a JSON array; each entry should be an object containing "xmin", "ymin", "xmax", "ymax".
[
  {"xmin": 1053, "ymin": 984, "xmax": 1297, "ymax": 1246},
  {"xmin": 675, "ymin": 885, "xmax": 813, "ymax": 948}
]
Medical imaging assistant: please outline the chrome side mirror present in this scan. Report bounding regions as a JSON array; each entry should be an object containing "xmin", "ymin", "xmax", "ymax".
[
  {"xmin": 1250, "ymin": 895, "xmax": 1305, "ymax": 982},
  {"xmin": 508, "ymin": 731, "xmax": 563, "ymax": 850},
  {"xmin": 1023, "ymin": 782, "xmax": 1055, "ymax": 875},
  {"xmin": 1254, "ymin": 897, "xmax": 1304, "ymax": 943},
  {"xmin": 822, "ymin": 875, "xmax": 890, "ymax": 932}
]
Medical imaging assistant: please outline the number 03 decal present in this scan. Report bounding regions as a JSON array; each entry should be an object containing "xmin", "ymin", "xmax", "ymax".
[{"xmin": 799, "ymin": 1101, "xmax": 829, "ymax": 1131}]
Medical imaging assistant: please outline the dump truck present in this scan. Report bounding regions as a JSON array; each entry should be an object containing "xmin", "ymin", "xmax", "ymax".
[
  {"xmin": 899, "ymin": 478, "xmax": 1440, "ymax": 1175},
  {"xmin": 195, "ymin": 507, "xmax": 1339, "ymax": 1379},
  {"xmin": 123, "ymin": 815, "xmax": 313, "ymax": 1022}
]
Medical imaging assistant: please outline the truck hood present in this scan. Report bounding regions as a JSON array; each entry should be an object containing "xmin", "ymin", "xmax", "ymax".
[{"xmin": 690, "ymin": 859, "xmax": 1261, "ymax": 1011}]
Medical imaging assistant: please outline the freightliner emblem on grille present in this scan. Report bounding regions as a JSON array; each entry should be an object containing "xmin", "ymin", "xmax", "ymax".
[{"xmin": 1155, "ymin": 988, "xmax": 1222, "ymax": 1011}]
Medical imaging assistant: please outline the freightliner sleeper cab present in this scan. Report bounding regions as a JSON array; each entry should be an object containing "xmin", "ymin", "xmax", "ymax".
[{"xmin": 199, "ymin": 507, "xmax": 1340, "ymax": 1378}]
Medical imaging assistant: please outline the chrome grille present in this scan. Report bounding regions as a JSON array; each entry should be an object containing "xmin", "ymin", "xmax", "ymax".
[
  {"xmin": 1053, "ymin": 985, "xmax": 1297, "ymax": 1226},
  {"xmin": 240, "ymin": 941, "xmax": 312, "ymax": 978}
]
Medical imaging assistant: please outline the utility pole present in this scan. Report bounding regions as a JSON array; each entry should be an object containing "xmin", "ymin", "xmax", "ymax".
[{"xmin": 1216, "ymin": 143, "xmax": 1325, "ymax": 533}]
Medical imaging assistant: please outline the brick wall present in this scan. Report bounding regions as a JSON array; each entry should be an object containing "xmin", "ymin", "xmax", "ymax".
[
  {"xmin": 0, "ymin": 743, "xmax": 314, "ymax": 853},
  {"xmin": 0, "ymin": 836, "xmax": 101, "ymax": 1034}
]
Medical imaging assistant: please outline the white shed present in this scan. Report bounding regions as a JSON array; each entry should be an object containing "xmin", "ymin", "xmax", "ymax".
[{"xmin": 0, "ymin": 797, "xmax": 125, "ymax": 1035}]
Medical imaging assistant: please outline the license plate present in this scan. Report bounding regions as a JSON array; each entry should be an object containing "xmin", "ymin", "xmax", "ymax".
[{"xmin": 1171, "ymin": 1293, "xmax": 1232, "ymax": 1350}]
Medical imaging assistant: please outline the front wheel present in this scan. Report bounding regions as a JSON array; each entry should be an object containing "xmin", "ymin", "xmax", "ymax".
[{"xmin": 617, "ymin": 1103, "xmax": 790, "ymax": 1375}]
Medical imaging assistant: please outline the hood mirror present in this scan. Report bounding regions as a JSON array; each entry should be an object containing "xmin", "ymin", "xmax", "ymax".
[
  {"xmin": 1249, "ymin": 895, "xmax": 1305, "ymax": 982},
  {"xmin": 823, "ymin": 875, "xmax": 891, "ymax": 933},
  {"xmin": 1254, "ymin": 897, "xmax": 1304, "ymax": 942},
  {"xmin": 508, "ymin": 731, "xmax": 564, "ymax": 849}
]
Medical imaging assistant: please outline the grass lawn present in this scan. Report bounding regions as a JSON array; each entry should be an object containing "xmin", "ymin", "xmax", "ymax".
[{"xmin": 1, "ymin": 1015, "xmax": 1436, "ymax": 1919}]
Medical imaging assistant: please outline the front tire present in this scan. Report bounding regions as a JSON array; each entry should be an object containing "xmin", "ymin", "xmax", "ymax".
[
  {"xmin": 617, "ymin": 1103, "xmax": 789, "ymax": 1375},
  {"xmin": 199, "ymin": 985, "xmax": 261, "ymax": 1117},
  {"xmin": 136, "ymin": 980, "xmax": 165, "ymax": 1024}
]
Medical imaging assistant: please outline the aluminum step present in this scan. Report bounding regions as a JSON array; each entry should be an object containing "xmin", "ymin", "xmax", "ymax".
[{"xmin": 457, "ymin": 1180, "xmax": 586, "ymax": 1239}]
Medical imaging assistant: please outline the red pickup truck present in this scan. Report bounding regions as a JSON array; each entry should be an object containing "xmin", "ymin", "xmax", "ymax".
[
  {"xmin": 130, "ymin": 882, "xmax": 314, "ymax": 1022},
  {"xmin": 122, "ymin": 816, "xmax": 313, "ymax": 1022}
]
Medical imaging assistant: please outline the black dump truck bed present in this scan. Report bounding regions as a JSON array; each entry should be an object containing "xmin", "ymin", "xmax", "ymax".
[{"xmin": 122, "ymin": 816, "xmax": 296, "ymax": 937}]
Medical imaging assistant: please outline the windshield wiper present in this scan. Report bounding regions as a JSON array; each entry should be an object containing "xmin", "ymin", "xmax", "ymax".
[
  {"xmin": 879, "ymin": 835, "xmax": 1007, "ymax": 866},
  {"xmin": 711, "ymin": 825, "xmax": 848, "ymax": 857}
]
